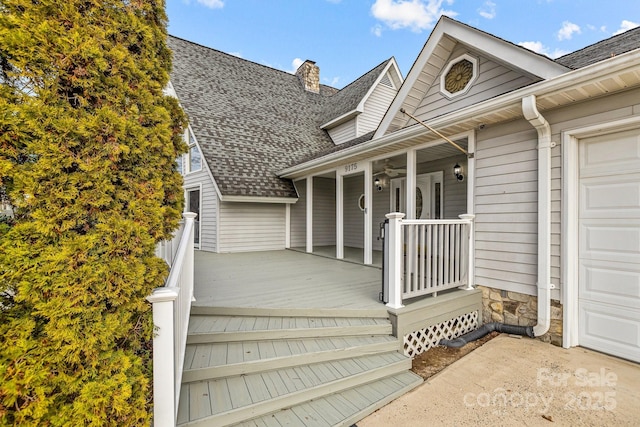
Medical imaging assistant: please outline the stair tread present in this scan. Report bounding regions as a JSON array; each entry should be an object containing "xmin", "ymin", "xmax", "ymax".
[
  {"xmin": 177, "ymin": 352, "xmax": 410, "ymax": 425},
  {"xmin": 184, "ymin": 335, "xmax": 399, "ymax": 371},
  {"xmin": 232, "ymin": 371, "xmax": 423, "ymax": 427},
  {"xmin": 188, "ymin": 315, "xmax": 390, "ymax": 335}
]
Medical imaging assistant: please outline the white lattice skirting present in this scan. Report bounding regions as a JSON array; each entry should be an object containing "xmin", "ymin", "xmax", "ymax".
[{"xmin": 403, "ymin": 311, "xmax": 479, "ymax": 357}]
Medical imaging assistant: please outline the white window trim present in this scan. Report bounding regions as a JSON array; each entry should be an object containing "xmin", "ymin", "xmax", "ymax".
[
  {"xmin": 185, "ymin": 184, "xmax": 202, "ymax": 250},
  {"xmin": 183, "ymin": 127, "xmax": 202, "ymax": 175}
]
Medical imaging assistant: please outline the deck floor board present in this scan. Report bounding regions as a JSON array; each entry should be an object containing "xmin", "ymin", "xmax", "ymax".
[{"xmin": 194, "ymin": 250, "xmax": 383, "ymax": 311}]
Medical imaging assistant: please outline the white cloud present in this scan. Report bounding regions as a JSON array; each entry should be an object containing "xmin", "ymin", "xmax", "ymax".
[
  {"xmin": 290, "ymin": 58, "xmax": 304, "ymax": 73},
  {"xmin": 557, "ymin": 21, "xmax": 581, "ymax": 41},
  {"xmin": 613, "ymin": 20, "xmax": 639, "ymax": 35},
  {"xmin": 518, "ymin": 41, "xmax": 568, "ymax": 59},
  {"xmin": 195, "ymin": 0, "xmax": 224, "ymax": 8},
  {"xmin": 371, "ymin": 24, "xmax": 384, "ymax": 37},
  {"xmin": 228, "ymin": 52, "xmax": 243, "ymax": 58},
  {"xmin": 478, "ymin": 1, "xmax": 496, "ymax": 19},
  {"xmin": 371, "ymin": 0, "xmax": 457, "ymax": 33},
  {"xmin": 324, "ymin": 76, "xmax": 341, "ymax": 87}
]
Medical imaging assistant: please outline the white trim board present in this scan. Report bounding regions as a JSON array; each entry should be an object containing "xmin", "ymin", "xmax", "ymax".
[{"xmin": 561, "ymin": 114, "xmax": 640, "ymax": 349}]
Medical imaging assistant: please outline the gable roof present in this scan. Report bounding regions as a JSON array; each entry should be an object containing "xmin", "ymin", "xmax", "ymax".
[
  {"xmin": 556, "ymin": 25, "xmax": 640, "ymax": 69},
  {"xmin": 320, "ymin": 58, "xmax": 399, "ymax": 127},
  {"xmin": 168, "ymin": 36, "xmax": 394, "ymax": 199},
  {"xmin": 375, "ymin": 16, "xmax": 570, "ymax": 138},
  {"xmin": 279, "ymin": 19, "xmax": 640, "ymax": 179}
]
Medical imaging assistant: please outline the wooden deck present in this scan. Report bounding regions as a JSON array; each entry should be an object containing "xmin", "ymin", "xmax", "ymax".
[
  {"xmin": 193, "ymin": 249, "xmax": 385, "ymax": 312},
  {"xmin": 182, "ymin": 249, "xmax": 480, "ymax": 426}
]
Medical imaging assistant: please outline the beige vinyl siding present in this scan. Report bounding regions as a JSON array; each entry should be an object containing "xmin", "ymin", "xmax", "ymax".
[
  {"xmin": 414, "ymin": 44, "xmax": 538, "ymax": 124},
  {"xmin": 312, "ymin": 177, "xmax": 336, "ymax": 246},
  {"xmin": 474, "ymin": 123, "xmax": 539, "ymax": 296},
  {"xmin": 416, "ymin": 154, "xmax": 468, "ymax": 219},
  {"xmin": 183, "ymin": 168, "xmax": 217, "ymax": 252},
  {"xmin": 290, "ymin": 180, "xmax": 306, "ymax": 248},
  {"xmin": 218, "ymin": 202, "xmax": 285, "ymax": 252},
  {"xmin": 328, "ymin": 120, "xmax": 357, "ymax": 145},
  {"xmin": 358, "ymin": 79, "xmax": 397, "ymax": 135},
  {"xmin": 344, "ymin": 174, "xmax": 364, "ymax": 248}
]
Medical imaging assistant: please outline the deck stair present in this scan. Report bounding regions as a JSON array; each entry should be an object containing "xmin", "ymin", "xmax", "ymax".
[{"xmin": 176, "ymin": 306, "xmax": 423, "ymax": 426}]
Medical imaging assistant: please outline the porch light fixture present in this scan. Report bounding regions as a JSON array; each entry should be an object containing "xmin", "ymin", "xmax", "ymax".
[
  {"xmin": 374, "ymin": 177, "xmax": 384, "ymax": 192},
  {"xmin": 454, "ymin": 163, "xmax": 464, "ymax": 182}
]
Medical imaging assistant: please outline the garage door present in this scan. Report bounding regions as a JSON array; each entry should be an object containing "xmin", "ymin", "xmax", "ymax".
[{"xmin": 578, "ymin": 127, "xmax": 640, "ymax": 363}]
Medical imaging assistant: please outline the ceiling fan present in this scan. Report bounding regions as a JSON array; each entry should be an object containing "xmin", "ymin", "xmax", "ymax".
[{"xmin": 374, "ymin": 162, "xmax": 406, "ymax": 178}]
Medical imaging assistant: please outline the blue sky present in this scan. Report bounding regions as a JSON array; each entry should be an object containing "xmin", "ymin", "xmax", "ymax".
[{"xmin": 166, "ymin": 0, "xmax": 639, "ymax": 89}]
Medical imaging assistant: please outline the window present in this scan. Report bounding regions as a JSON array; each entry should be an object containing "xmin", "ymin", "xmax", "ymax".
[
  {"xmin": 188, "ymin": 130, "xmax": 202, "ymax": 172},
  {"xmin": 177, "ymin": 128, "xmax": 202, "ymax": 175},
  {"xmin": 186, "ymin": 188, "xmax": 201, "ymax": 247}
]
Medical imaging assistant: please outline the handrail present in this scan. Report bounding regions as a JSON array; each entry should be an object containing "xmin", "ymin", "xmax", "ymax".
[
  {"xmin": 146, "ymin": 212, "xmax": 197, "ymax": 427},
  {"xmin": 384, "ymin": 213, "xmax": 475, "ymax": 309}
]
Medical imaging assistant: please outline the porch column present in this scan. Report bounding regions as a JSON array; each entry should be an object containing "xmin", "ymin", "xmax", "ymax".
[
  {"xmin": 306, "ymin": 176, "xmax": 313, "ymax": 253},
  {"xmin": 336, "ymin": 174, "xmax": 344, "ymax": 259},
  {"xmin": 363, "ymin": 161, "xmax": 373, "ymax": 265},
  {"xmin": 405, "ymin": 149, "xmax": 416, "ymax": 219},
  {"xmin": 385, "ymin": 212, "xmax": 405, "ymax": 309},
  {"xmin": 285, "ymin": 203, "xmax": 291, "ymax": 249}
]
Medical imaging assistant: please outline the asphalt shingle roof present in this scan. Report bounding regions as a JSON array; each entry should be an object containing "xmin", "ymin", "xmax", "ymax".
[
  {"xmin": 168, "ymin": 36, "xmax": 390, "ymax": 198},
  {"xmin": 555, "ymin": 26, "xmax": 640, "ymax": 69},
  {"xmin": 319, "ymin": 59, "xmax": 392, "ymax": 125}
]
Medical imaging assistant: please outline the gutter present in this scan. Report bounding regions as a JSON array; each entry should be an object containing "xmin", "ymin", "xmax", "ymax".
[{"xmin": 522, "ymin": 94, "xmax": 555, "ymax": 337}]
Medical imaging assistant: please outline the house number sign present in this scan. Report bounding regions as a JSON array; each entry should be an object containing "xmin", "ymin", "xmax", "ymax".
[{"xmin": 343, "ymin": 162, "xmax": 359, "ymax": 174}]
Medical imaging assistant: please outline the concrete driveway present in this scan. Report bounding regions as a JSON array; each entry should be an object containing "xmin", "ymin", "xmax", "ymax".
[{"xmin": 358, "ymin": 334, "xmax": 640, "ymax": 426}]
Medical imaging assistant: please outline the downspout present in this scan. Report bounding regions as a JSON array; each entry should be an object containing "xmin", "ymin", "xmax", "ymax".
[{"xmin": 522, "ymin": 95, "xmax": 555, "ymax": 337}]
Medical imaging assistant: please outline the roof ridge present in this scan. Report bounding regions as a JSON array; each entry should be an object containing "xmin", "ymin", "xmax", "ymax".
[
  {"xmin": 167, "ymin": 34, "xmax": 309, "ymax": 84},
  {"xmin": 555, "ymin": 25, "xmax": 640, "ymax": 63},
  {"xmin": 334, "ymin": 58, "xmax": 393, "ymax": 94}
]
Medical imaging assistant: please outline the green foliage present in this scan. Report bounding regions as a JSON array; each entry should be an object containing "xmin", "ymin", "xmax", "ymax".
[{"xmin": 0, "ymin": 0, "xmax": 187, "ymax": 425}]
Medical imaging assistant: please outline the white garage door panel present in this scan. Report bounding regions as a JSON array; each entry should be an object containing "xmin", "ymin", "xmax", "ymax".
[
  {"xmin": 580, "ymin": 259, "xmax": 640, "ymax": 309},
  {"xmin": 579, "ymin": 128, "xmax": 640, "ymax": 177},
  {"xmin": 580, "ymin": 220, "xmax": 640, "ymax": 264},
  {"xmin": 580, "ymin": 173, "xmax": 640, "ymax": 219},
  {"xmin": 579, "ymin": 301, "xmax": 640, "ymax": 363},
  {"xmin": 578, "ymin": 127, "xmax": 640, "ymax": 362}
]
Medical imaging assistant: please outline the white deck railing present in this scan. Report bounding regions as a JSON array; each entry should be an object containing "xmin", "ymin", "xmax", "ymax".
[
  {"xmin": 385, "ymin": 213, "xmax": 475, "ymax": 309},
  {"xmin": 146, "ymin": 212, "xmax": 197, "ymax": 427}
]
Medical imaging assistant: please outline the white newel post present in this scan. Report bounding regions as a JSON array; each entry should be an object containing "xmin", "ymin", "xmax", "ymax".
[
  {"xmin": 385, "ymin": 212, "xmax": 405, "ymax": 309},
  {"xmin": 459, "ymin": 213, "xmax": 475, "ymax": 290},
  {"xmin": 146, "ymin": 287, "xmax": 179, "ymax": 426}
]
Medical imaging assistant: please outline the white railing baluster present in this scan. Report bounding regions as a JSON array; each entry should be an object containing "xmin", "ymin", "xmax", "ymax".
[
  {"xmin": 418, "ymin": 224, "xmax": 426, "ymax": 291},
  {"xmin": 147, "ymin": 212, "xmax": 197, "ymax": 427},
  {"xmin": 384, "ymin": 215, "xmax": 475, "ymax": 306}
]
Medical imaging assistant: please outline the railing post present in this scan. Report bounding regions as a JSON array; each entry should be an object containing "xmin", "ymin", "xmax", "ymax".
[
  {"xmin": 146, "ymin": 287, "xmax": 179, "ymax": 427},
  {"xmin": 385, "ymin": 212, "xmax": 405, "ymax": 309},
  {"xmin": 182, "ymin": 212, "xmax": 197, "ymax": 302},
  {"xmin": 459, "ymin": 214, "xmax": 475, "ymax": 290}
]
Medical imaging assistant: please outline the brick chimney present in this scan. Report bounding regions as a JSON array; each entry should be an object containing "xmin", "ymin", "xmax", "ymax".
[{"xmin": 295, "ymin": 60, "xmax": 320, "ymax": 93}]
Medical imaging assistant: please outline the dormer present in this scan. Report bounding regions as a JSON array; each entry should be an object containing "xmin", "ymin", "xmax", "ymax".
[{"xmin": 321, "ymin": 58, "xmax": 403, "ymax": 145}]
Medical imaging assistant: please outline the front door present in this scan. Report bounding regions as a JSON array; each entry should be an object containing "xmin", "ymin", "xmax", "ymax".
[{"xmin": 390, "ymin": 172, "xmax": 443, "ymax": 219}]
